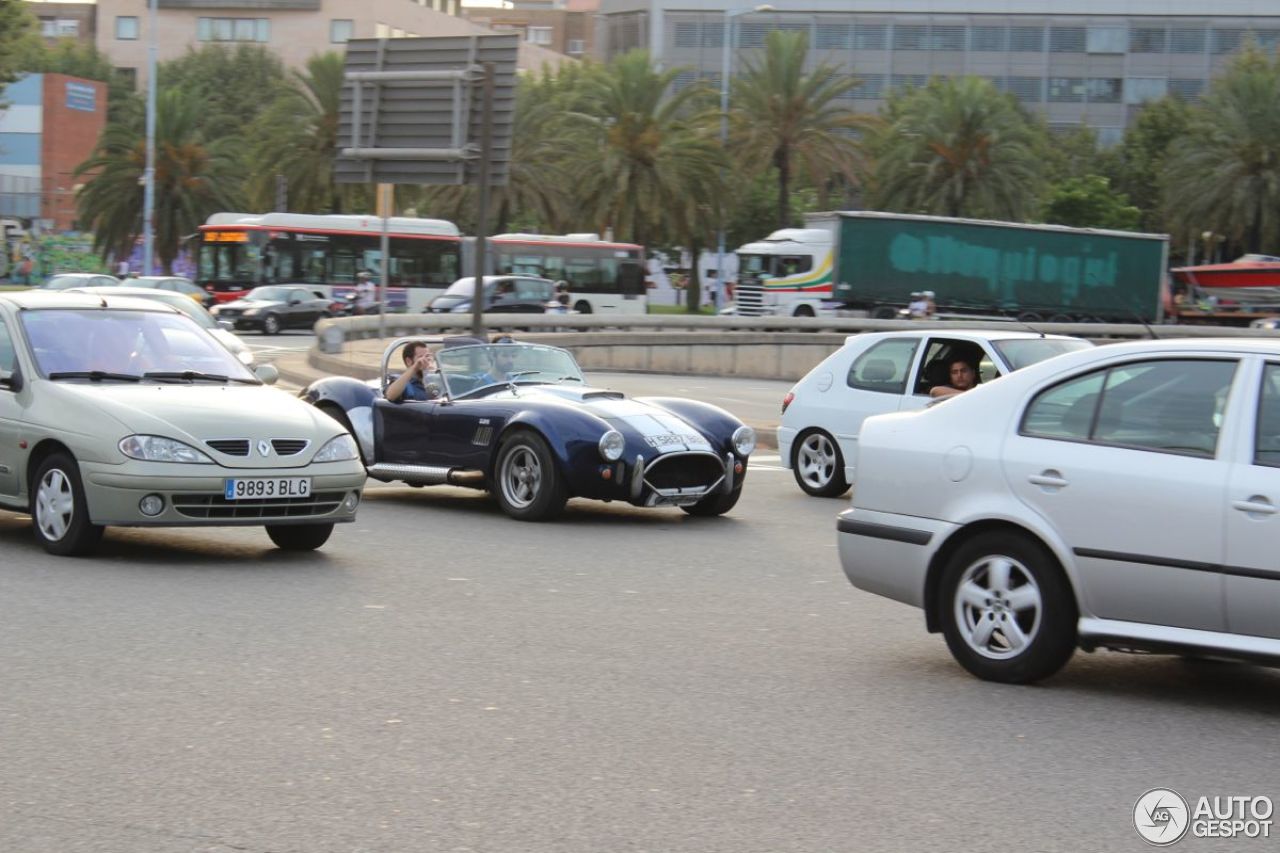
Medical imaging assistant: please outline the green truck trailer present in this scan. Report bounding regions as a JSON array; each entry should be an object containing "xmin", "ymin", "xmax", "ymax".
[{"xmin": 811, "ymin": 211, "xmax": 1169, "ymax": 323}]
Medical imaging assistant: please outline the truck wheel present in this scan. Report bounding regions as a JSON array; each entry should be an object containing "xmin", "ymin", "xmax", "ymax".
[
  {"xmin": 793, "ymin": 305, "xmax": 815, "ymax": 318},
  {"xmin": 871, "ymin": 306, "xmax": 897, "ymax": 320},
  {"xmin": 1048, "ymin": 313, "xmax": 1073, "ymax": 323},
  {"xmin": 791, "ymin": 429, "xmax": 849, "ymax": 497},
  {"xmin": 1017, "ymin": 311, "xmax": 1043, "ymax": 323}
]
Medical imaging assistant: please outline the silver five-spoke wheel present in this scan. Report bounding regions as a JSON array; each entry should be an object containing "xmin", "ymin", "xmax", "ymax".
[
  {"xmin": 791, "ymin": 429, "xmax": 848, "ymax": 497},
  {"xmin": 500, "ymin": 445, "xmax": 542, "ymax": 509},
  {"xmin": 953, "ymin": 555, "xmax": 1043, "ymax": 659}
]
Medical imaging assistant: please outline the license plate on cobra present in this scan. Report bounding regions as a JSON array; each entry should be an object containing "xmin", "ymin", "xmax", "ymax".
[{"xmin": 224, "ymin": 477, "xmax": 312, "ymax": 500}]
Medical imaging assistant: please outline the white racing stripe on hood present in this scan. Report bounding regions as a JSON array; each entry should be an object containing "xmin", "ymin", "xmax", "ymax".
[{"xmin": 584, "ymin": 400, "xmax": 712, "ymax": 453}]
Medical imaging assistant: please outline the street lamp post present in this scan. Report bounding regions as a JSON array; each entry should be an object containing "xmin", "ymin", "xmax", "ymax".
[
  {"xmin": 142, "ymin": 0, "xmax": 157, "ymax": 275},
  {"xmin": 716, "ymin": 4, "xmax": 772, "ymax": 313}
]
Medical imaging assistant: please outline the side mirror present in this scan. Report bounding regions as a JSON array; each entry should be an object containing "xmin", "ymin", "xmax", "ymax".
[
  {"xmin": 0, "ymin": 367, "xmax": 23, "ymax": 392},
  {"xmin": 254, "ymin": 364, "xmax": 279, "ymax": 385},
  {"xmin": 217, "ymin": 319, "xmax": 234, "ymax": 331}
]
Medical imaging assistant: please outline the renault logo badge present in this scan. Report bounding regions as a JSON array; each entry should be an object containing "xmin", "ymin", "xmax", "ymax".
[{"xmin": 257, "ymin": 440, "xmax": 271, "ymax": 457}]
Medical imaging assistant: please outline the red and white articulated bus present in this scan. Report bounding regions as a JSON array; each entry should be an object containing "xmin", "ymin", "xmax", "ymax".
[{"xmin": 195, "ymin": 212, "xmax": 647, "ymax": 314}]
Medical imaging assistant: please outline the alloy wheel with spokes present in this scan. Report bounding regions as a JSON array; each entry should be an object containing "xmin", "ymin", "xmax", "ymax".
[
  {"xmin": 938, "ymin": 532, "xmax": 1076, "ymax": 684},
  {"xmin": 953, "ymin": 555, "xmax": 1043, "ymax": 660},
  {"xmin": 792, "ymin": 429, "xmax": 848, "ymax": 497},
  {"xmin": 36, "ymin": 468, "xmax": 75, "ymax": 542},
  {"xmin": 493, "ymin": 431, "xmax": 567, "ymax": 521}
]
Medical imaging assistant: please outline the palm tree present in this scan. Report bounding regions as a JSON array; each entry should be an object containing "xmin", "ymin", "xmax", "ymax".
[
  {"xmin": 75, "ymin": 88, "xmax": 242, "ymax": 272},
  {"xmin": 562, "ymin": 50, "xmax": 724, "ymax": 250},
  {"xmin": 247, "ymin": 52, "xmax": 359, "ymax": 213},
  {"xmin": 729, "ymin": 30, "xmax": 874, "ymax": 228},
  {"xmin": 871, "ymin": 76, "xmax": 1046, "ymax": 221},
  {"xmin": 1163, "ymin": 45, "xmax": 1280, "ymax": 254}
]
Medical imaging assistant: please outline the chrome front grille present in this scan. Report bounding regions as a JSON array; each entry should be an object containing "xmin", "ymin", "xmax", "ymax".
[
  {"xmin": 271, "ymin": 439, "xmax": 310, "ymax": 456},
  {"xmin": 206, "ymin": 439, "xmax": 249, "ymax": 456},
  {"xmin": 172, "ymin": 492, "xmax": 344, "ymax": 519},
  {"xmin": 643, "ymin": 452, "xmax": 725, "ymax": 492}
]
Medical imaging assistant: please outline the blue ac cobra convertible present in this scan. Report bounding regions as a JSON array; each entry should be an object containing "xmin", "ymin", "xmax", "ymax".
[{"xmin": 301, "ymin": 338, "xmax": 755, "ymax": 520}]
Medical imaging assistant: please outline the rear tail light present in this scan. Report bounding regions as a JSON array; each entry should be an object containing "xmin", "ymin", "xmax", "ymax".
[{"xmin": 782, "ymin": 391, "xmax": 795, "ymax": 414}]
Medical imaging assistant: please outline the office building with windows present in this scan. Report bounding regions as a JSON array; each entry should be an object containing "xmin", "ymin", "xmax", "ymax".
[
  {"xmin": 598, "ymin": 0, "xmax": 1280, "ymax": 143},
  {"xmin": 93, "ymin": 0, "xmax": 570, "ymax": 89}
]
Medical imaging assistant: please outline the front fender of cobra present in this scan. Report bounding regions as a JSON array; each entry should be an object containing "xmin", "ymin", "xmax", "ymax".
[
  {"xmin": 496, "ymin": 406, "xmax": 618, "ymax": 495},
  {"xmin": 302, "ymin": 377, "xmax": 378, "ymax": 463}
]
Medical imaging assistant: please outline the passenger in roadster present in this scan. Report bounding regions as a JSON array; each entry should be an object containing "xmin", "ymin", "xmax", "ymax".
[{"xmin": 385, "ymin": 340, "xmax": 440, "ymax": 402}]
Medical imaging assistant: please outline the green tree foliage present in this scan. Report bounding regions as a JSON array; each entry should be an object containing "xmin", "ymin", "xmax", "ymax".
[
  {"xmin": 871, "ymin": 76, "xmax": 1046, "ymax": 221},
  {"xmin": 562, "ymin": 50, "xmax": 724, "ymax": 250},
  {"xmin": 1111, "ymin": 96, "xmax": 1192, "ymax": 233},
  {"xmin": 0, "ymin": 0, "xmax": 41, "ymax": 87},
  {"xmin": 246, "ymin": 52, "xmax": 359, "ymax": 214},
  {"xmin": 75, "ymin": 89, "xmax": 242, "ymax": 272},
  {"xmin": 1163, "ymin": 45, "xmax": 1280, "ymax": 253},
  {"xmin": 159, "ymin": 44, "xmax": 289, "ymax": 140},
  {"xmin": 729, "ymin": 30, "xmax": 872, "ymax": 228},
  {"xmin": 1042, "ymin": 175, "xmax": 1141, "ymax": 230}
]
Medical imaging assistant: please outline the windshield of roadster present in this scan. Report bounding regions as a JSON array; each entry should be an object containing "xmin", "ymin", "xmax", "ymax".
[
  {"xmin": 21, "ymin": 308, "xmax": 258, "ymax": 382},
  {"xmin": 435, "ymin": 343, "xmax": 583, "ymax": 396}
]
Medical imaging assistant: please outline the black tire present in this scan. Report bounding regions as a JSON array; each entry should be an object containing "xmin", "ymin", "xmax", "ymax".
[
  {"xmin": 793, "ymin": 304, "xmax": 815, "ymax": 318},
  {"xmin": 262, "ymin": 313, "xmax": 282, "ymax": 335},
  {"xmin": 937, "ymin": 532, "xmax": 1077, "ymax": 684},
  {"xmin": 871, "ymin": 306, "xmax": 897, "ymax": 320},
  {"xmin": 1047, "ymin": 313, "xmax": 1073, "ymax": 323},
  {"xmin": 1016, "ymin": 311, "xmax": 1043, "ymax": 323},
  {"xmin": 573, "ymin": 301, "xmax": 592, "ymax": 315},
  {"xmin": 681, "ymin": 480, "xmax": 743, "ymax": 517},
  {"xmin": 493, "ymin": 431, "xmax": 567, "ymax": 521},
  {"xmin": 790, "ymin": 429, "xmax": 849, "ymax": 497},
  {"xmin": 31, "ymin": 452, "xmax": 104, "ymax": 556},
  {"xmin": 266, "ymin": 523, "xmax": 334, "ymax": 551}
]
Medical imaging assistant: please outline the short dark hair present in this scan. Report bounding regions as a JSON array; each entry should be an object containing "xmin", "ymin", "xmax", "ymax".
[{"xmin": 402, "ymin": 340, "xmax": 429, "ymax": 365}]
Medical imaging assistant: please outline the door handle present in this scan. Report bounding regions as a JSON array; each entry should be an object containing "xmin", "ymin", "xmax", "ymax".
[
  {"xmin": 1028, "ymin": 470, "xmax": 1069, "ymax": 489},
  {"xmin": 1232, "ymin": 496, "xmax": 1278, "ymax": 515}
]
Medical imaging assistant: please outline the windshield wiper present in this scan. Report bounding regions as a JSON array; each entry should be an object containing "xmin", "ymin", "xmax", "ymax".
[
  {"xmin": 556, "ymin": 375, "xmax": 584, "ymax": 382},
  {"xmin": 47, "ymin": 371, "xmax": 142, "ymax": 382},
  {"xmin": 143, "ymin": 370, "xmax": 257, "ymax": 384}
]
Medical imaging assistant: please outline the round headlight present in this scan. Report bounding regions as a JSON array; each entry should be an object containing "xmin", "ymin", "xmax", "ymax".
[
  {"xmin": 598, "ymin": 429, "xmax": 625, "ymax": 461},
  {"xmin": 732, "ymin": 425, "xmax": 756, "ymax": 457}
]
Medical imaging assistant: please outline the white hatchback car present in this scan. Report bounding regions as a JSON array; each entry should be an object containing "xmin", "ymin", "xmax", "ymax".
[
  {"xmin": 837, "ymin": 338, "xmax": 1280, "ymax": 683},
  {"xmin": 779, "ymin": 330, "xmax": 1092, "ymax": 496}
]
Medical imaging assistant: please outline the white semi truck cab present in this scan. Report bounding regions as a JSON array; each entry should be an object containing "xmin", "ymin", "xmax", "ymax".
[{"xmin": 733, "ymin": 227, "xmax": 836, "ymax": 317}]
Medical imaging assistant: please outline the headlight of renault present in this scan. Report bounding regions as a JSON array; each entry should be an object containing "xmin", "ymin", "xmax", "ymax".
[
  {"xmin": 313, "ymin": 433, "xmax": 359, "ymax": 463},
  {"xmin": 732, "ymin": 425, "xmax": 756, "ymax": 457},
  {"xmin": 119, "ymin": 435, "xmax": 214, "ymax": 464},
  {"xmin": 598, "ymin": 429, "xmax": 625, "ymax": 461}
]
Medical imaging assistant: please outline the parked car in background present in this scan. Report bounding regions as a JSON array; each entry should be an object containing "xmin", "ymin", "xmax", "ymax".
[
  {"xmin": 40, "ymin": 273, "xmax": 121, "ymax": 291},
  {"xmin": 779, "ymin": 330, "xmax": 1092, "ymax": 497},
  {"xmin": 212, "ymin": 285, "xmax": 334, "ymax": 334},
  {"xmin": 837, "ymin": 337, "xmax": 1280, "ymax": 683},
  {"xmin": 64, "ymin": 286, "xmax": 255, "ymax": 366},
  {"xmin": 302, "ymin": 337, "xmax": 754, "ymax": 521},
  {"xmin": 125, "ymin": 275, "xmax": 216, "ymax": 308},
  {"xmin": 0, "ymin": 291, "xmax": 366, "ymax": 556},
  {"xmin": 424, "ymin": 276, "xmax": 563, "ymax": 314}
]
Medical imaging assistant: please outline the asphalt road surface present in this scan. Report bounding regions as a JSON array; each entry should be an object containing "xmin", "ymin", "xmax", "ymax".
[{"xmin": 1, "ymin": 461, "xmax": 1277, "ymax": 853}]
